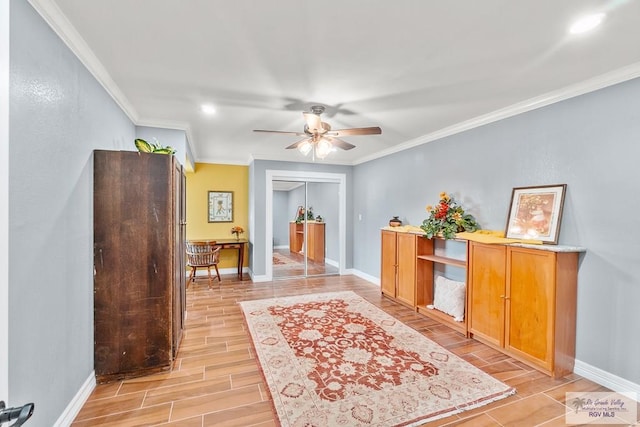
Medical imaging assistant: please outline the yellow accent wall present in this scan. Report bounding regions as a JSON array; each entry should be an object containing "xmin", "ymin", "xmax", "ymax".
[{"xmin": 185, "ymin": 163, "xmax": 249, "ymax": 269}]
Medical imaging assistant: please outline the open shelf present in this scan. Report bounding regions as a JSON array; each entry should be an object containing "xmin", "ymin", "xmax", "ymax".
[
  {"xmin": 417, "ymin": 305, "xmax": 467, "ymax": 335},
  {"xmin": 381, "ymin": 230, "xmax": 470, "ymax": 336},
  {"xmin": 417, "ymin": 254, "xmax": 466, "ymax": 268},
  {"xmin": 416, "ymin": 237, "xmax": 469, "ymax": 336}
]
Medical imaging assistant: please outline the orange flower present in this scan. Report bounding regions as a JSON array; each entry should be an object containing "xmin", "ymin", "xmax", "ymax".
[
  {"xmin": 231, "ymin": 226, "xmax": 244, "ymax": 234},
  {"xmin": 421, "ymin": 192, "xmax": 479, "ymax": 239}
]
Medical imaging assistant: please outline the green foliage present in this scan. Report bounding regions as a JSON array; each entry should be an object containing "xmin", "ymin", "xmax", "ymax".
[
  {"xmin": 296, "ymin": 207, "xmax": 315, "ymax": 223},
  {"xmin": 134, "ymin": 138, "xmax": 176, "ymax": 155},
  {"xmin": 421, "ymin": 192, "xmax": 479, "ymax": 239}
]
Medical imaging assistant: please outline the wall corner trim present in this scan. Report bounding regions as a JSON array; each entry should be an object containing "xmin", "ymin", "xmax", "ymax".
[
  {"xmin": 349, "ymin": 269, "xmax": 380, "ymax": 287},
  {"xmin": 53, "ymin": 371, "xmax": 96, "ymax": 427},
  {"xmin": 574, "ymin": 359, "xmax": 640, "ymax": 398}
]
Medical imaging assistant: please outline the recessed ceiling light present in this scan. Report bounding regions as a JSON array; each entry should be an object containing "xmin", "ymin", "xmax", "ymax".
[
  {"xmin": 201, "ymin": 104, "xmax": 216, "ymax": 115},
  {"xmin": 569, "ymin": 13, "xmax": 605, "ymax": 34}
]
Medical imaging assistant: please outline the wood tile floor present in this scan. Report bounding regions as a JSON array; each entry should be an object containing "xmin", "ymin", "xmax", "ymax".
[{"xmin": 72, "ymin": 274, "xmax": 635, "ymax": 426}]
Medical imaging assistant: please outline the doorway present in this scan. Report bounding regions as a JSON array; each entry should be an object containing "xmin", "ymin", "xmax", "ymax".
[{"xmin": 265, "ymin": 170, "xmax": 346, "ymax": 281}]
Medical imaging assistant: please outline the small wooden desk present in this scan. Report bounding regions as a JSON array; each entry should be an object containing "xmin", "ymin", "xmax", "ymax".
[
  {"xmin": 214, "ymin": 239, "xmax": 247, "ymax": 280},
  {"xmin": 191, "ymin": 239, "xmax": 247, "ymax": 280}
]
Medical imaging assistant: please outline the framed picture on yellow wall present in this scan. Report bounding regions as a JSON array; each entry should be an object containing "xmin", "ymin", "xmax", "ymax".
[{"xmin": 208, "ymin": 191, "xmax": 233, "ymax": 222}]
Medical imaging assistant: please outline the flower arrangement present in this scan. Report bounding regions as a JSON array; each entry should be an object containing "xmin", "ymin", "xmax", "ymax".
[
  {"xmin": 231, "ymin": 226, "xmax": 244, "ymax": 239},
  {"xmin": 295, "ymin": 207, "xmax": 315, "ymax": 223},
  {"xmin": 421, "ymin": 192, "xmax": 479, "ymax": 239}
]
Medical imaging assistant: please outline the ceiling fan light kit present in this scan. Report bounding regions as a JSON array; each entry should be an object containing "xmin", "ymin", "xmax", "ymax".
[
  {"xmin": 253, "ymin": 105, "xmax": 382, "ymax": 160},
  {"xmin": 298, "ymin": 140, "xmax": 313, "ymax": 156},
  {"xmin": 314, "ymin": 138, "xmax": 333, "ymax": 159}
]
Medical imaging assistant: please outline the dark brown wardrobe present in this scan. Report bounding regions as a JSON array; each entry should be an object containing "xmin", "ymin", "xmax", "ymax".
[{"xmin": 93, "ymin": 150, "xmax": 186, "ymax": 383}]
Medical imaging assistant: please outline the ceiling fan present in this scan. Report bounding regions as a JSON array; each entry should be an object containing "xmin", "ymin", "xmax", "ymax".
[{"xmin": 253, "ymin": 105, "xmax": 382, "ymax": 159}]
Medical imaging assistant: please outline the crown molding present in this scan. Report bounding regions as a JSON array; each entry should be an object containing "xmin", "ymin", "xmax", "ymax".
[
  {"xmin": 28, "ymin": 0, "xmax": 209, "ymax": 163},
  {"xmin": 248, "ymin": 153, "xmax": 356, "ymax": 167},
  {"xmin": 28, "ymin": 0, "xmax": 140, "ymax": 123},
  {"xmin": 353, "ymin": 61, "xmax": 640, "ymax": 165}
]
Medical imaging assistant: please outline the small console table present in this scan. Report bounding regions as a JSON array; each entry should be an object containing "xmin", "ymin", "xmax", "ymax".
[
  {"xmin": 191, "ymin": 239, "xmax": 247, "ymax": 280},
  {"xmin": 214, "ymin": 239, "xmax": 247, "ymax": 280}
]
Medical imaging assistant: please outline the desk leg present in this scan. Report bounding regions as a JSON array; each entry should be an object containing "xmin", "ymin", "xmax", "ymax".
[{"xmin": 238, "ymin": 244, "xmax": 244, "ymax": 280}]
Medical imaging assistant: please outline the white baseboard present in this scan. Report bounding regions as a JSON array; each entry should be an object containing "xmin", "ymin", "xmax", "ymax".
[
  {"xmin": 574, "ymin": 359, "xmax": 640, "ymax": 399},
  {"xmin": 188, "ymin": 267, "xmax": 249, "ymax": 278},
  {"xmin": 349, "ymin": 269, "xmax": 380, "ymax": 286},
  {"xmin": 250, "ymin": 274, "xmax": 270, "ymax": 282},
  {"xmin": 325, "ymin": 258, "xmax": 338, "ymax": 268},
  {"xmin": 54, "ymin": 371, "xmax": 95, "ymax": 427}
]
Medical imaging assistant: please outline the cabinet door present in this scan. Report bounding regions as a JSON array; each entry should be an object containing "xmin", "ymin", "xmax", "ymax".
[
  {"xmin": 396, "ymin": 232, "xmax": 417, "ymax": 307},
  {"xmin": 315, "ymin": 223, "xmax": 325, "ymax": 264},
  {"xmin": 307, "ymin": 222, "xmax": 325, "ymax": 264},
  {"xmin": 468, "ymin": 243, "xmax": 506, "ymax": 347},
  {"xmin": 306, "ymin": 223, "xmax": 316, "ymax": 261},
  {"xmin": 506, "ymin": 247, "xmax": 556, "ymax": 371},
  {"xmin": 380, "ymin": 230, "xmax": 397, "ymax": 297}
]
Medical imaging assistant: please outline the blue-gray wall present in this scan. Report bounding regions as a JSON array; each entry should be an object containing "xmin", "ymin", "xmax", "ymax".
[
  {"xmin": 135, "ymin": 125, "xmax": 191, "ymax": 170},
  {"xmin": 352, "ymin": 77, "xmax": 640, "ymax": 386},
  {"xmin": 9, "ymin": 2, "xmax": 135, "ymax": 425}
]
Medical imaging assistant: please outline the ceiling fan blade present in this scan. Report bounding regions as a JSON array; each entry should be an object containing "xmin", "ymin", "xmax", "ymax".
[
  {"xmin": 253, "ymin": 129, "xmax": 307, "ymax": 136},
  {"xmin": 285, "ymin": 138, "xmax": 311, "ymax": 150},
  {"xmin": 303, "ymin": 112, "xmax": 323, "ymax": 133},
  {"xmin": 328, "ymin": 126, "xmax": 382, "ymax": 137},
  {"xmin": 327, "ymin": 137, "xmax": 355, "ymax": 150}
]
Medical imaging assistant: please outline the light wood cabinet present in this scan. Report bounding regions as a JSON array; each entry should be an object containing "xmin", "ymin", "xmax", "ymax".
[
  {"xmin": 93, "ymin": 150, "xmax": 186, "ymax": 383},
  {"xmin": 468, "ymin": 242, "xmax": 579, "ymax": 378},
  {"xmin": 416, "ymin": 238, "xmax": 468, "ymax": 336},
  {"xmin": 380, "ymin": 230, "xmax": 422, "ymax": 308},
  {"xmin": 380, "ymin": 228, "xmax": 582, "ymax": 378},
  {"xmin": 306, "ymin": 222, "xmax": 325, "ymax": 264},
  {"xmin": 289, "ymin": 221, "xmax": 325, "ymax": 264}
]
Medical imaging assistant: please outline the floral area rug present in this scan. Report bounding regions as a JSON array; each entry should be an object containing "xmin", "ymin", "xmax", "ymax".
[
  {"xmin": 239, "ymin": 291, "xmax": 515, "ymax": 426},
  {"xmin": 273, "ymin": 252, "xmax": 298, "ymax": 265}
]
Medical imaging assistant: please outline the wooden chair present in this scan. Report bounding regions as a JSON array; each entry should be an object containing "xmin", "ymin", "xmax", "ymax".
[{"xmin": 186, "ymin": 241, "xmax": 221, "ymax": 288}]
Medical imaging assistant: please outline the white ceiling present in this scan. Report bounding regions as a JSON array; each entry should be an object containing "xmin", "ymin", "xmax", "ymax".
[{"xmin": 30, "ymin": 0, "xmax": 640, "ymax": 165}]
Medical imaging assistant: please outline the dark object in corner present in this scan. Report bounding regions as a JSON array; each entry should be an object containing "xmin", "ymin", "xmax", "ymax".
[
  {"xmin": 0, "ymin": 401, "xmax": 34, "ymax": 426},
  {"xmin": 389, "ymin": 216, "xmax": 402, "ymax": 227}
]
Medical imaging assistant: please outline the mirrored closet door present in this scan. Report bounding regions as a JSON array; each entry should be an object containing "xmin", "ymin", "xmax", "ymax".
[{"xmin": 272, "ymin": 180, "xmax": 339, "ymax": 279}]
